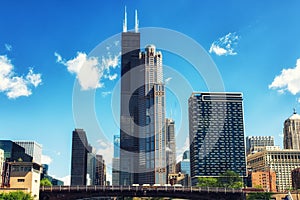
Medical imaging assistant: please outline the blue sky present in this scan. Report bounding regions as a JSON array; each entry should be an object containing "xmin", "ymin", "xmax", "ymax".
[{"xmin": 1, "ymin": 1, "xmax": 300, "ymax": 184}]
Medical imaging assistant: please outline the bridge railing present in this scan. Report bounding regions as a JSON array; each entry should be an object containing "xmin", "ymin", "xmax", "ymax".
[{"xmin": 41, "ymin": 185, "xmax": 243, "ymax": 194}]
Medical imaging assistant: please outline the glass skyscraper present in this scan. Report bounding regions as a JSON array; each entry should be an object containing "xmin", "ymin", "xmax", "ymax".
[
  {"xmin": 188, "ymin": 92, "xmax": 246, "ymax": 185},
  {"xmin": 71, "ymin": 128, "xmax": 88, "ymax": 186},
  {"xmin": 120, "ymin": 9, "xmax": 166, "ymax": 185},
  {"xmin": 14, "ymin": 141, "xmax": 42, "ymax": 165}
]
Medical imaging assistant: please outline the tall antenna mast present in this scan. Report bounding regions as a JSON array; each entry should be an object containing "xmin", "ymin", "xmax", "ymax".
[
  {"xmin": 123, "ymin": 6, "xmax": 127, "ymax": 32},
  {"xmin": 135, "ymin": 9, "xmax": 139, "ymax": 33}
]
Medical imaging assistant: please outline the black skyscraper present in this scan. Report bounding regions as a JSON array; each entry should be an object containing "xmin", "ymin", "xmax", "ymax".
[
  {"xmin": 119, "ymin": 24, "xmax": 141, "ymax": 186},
  {"xmin": 71, "ymin": 128, "xmax": 88, "ymax": 185},
  {"xmin": 188, "ymin": 92, "xmax": 246, "ymax": 185}
]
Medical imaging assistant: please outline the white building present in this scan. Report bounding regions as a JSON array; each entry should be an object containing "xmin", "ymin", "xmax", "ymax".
[
  {"xmin": 0, "ymin": 149, "xmax": 4, "ymax": 186},
  {"xmin": 284, "ymin": 110, "xmax": 300, "ymax": 150}
]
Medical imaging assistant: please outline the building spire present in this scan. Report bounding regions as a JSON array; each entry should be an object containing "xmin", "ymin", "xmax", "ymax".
[
  {"xmin": 294, "ymin": 108, "xmax": 297, "ymax": 114},
  {"xmin": 123, "ymin": 6, "xmax": 127, "ymax": 32},
  {"xmin": 135, "ymin": 9, "xmax": 139, "ymax": 33}
]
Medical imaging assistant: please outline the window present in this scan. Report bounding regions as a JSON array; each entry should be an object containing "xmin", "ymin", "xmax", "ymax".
[{"xmin": 17, "ymin": 179, "xmax": 25, "ymax": 182}]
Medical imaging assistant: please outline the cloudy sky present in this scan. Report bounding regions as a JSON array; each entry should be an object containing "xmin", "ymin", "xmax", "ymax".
[{"xmin": 1, "ymin": 1, "xmax": 300, "ymax": 184}]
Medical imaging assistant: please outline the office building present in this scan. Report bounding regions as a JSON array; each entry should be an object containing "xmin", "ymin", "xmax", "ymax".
[
  {"xmin": 95, "ymin": 155, "xmax": 106, "ymax": 186},
  {"xmin": 71, "ymin": 128, "xmax": 88, "ymax": 185},
  {"xmin": 176, "ymin": 150, "xmax": 191, "ymax": 186},
  {"xmin": 166, "ymin": 119, "xmax": 176, "ymax": 178},
  {"xmin": 0, "ymin": 140, "xmax": 32, "ymax": 162},
  {"xmin": 188, "ymin": 92, "xmax": 246, "ymax": 185},
  {"xmin": 176, "ymin": 150, "xmax": 191, "ymax": 176},
  {"xmin": 112, "ymin": 157, "xmax": 120, "ymax": 186},
  {"xmin": 14, "ymin": 141, "xmax": 42, "ymax": 165},
  {"xmin": 120, "ymin": 9, "xmax": 166, "ymax": 185},
  {"xmin": 112, "ymin": 135, "xmax": 120, "ymax": 186},
  {"xmin": 87, "ymin": 146, "xmax": 96, "ymax": 185},
  {"xmin": 246, "ymin": 136, "xmax": 274, "ymax": 155},
  {"xmin": 248, "ymin": 171, "xmax": 277, "ymax": 192},
  {"xmin": 292, "ymin": 168, "xmax": 300, "ymax": 189},
  {"xmin": 284, "ymin": 110, "xmax": 300, "ymax": 150},
  {"xmin": 5, "ymin": 162, "xmax": 41, "ymax": 200},
  {"xmin": 0, "ymin": 149, "xmax": 4, "ymax": 186},
  {"xmin": 247, "ymin": 147, "xmax": 300, "ymax": 191}
]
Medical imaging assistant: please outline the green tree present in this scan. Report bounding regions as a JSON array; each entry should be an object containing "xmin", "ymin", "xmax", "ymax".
[
  {"xmin": 247, "ymin": 192, "xmax": 274, "ymax": 200},
  {"xmin": 0, "ymin": 191, "xmax": 33, "ymax": 200},
  {"xmin": 197, "ymin": 177, "xmax": 219, "ymax": 187},
  {"xmin": 40, "ymin": 177, "xmax": 52, "ymax": 186},
  {"xmin": 219, "ymin": 170, "xmax": 243, "ymax": 188}
]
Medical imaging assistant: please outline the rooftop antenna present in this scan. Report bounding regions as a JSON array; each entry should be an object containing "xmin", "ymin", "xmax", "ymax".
[
  {"xmin": 123, "ymin": 6, "xmax": 127, "ymax": 32},
  {"xmin": 135, "ymin": 9, "xmax": 139, "ymax": 33}
]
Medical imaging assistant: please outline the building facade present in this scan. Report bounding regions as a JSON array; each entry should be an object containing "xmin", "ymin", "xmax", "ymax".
[
  {"xmin": 188, "ymin": 92, "xmax": 246, "ymax": 185},
  {"xmin": 284, "ymin": 110, "xmax": 300, "ymax": 150},
  {"xmin": 0, "ymin": 149, "xmax": 4, "ymax": 186},
  {"xmin": 6, "ymin": 162, "xmax": 41, "ymax": 200},
  {"xmin": 0, "ymin": 140, "xmax": 32, "ymax": 162},
  {"xmin": 14, "ymin": 141, "xmax": 42, "ymax": 165},
  {"xmin": 95, "ymin": 155, "xmax": 106, "ymax": 186},
  {"xmin": 248, "ymin": 171, "xmax": 277, "ymax": 192},
  {"xmin": 112, "ymin": 135, "xmax": 120, "ymax": 186},
  {"xmin": 119, "ymin": 9, "xmax": 166, "ymax": 185},
  {"xmin": 247, "ymin": 148, "xmax": 300, "ymax": 191},
  {"xmin": 176, "ymin": 150, "xmax": 191, "ymax": 186},
  {"xmin": 246, "ymin": 136, "xmax": 274, "ymax": 155},
  {"xmin": 292, "ymin": 168, "xmax": 300, "ymax": 189},
  {"xmin": 71, "ymin": 128, "xmax": 88, "ymax": 186},
  {"xmin": 166, "ymin": 118, "xmax": 176, "ymax": 178}
]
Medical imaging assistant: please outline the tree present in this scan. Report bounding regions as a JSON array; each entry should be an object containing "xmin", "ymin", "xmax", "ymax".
[
  {"xmin": 197, "ymin": 177, "xmax": 218, "ymax": 187},
  {"xmin": 40, "ymin": 178, "xmax": 52, "ymax": 187},
  {"xmin": 247, "ymin": 192, "xmax": 273, "ymax": 200},
  {"xmin": 0, "ymin": 191, "xmax": 34, "ymax": 200},
  {"xmin": 219, "ymin": 170, "xmax": 243, "ymax": 188}
]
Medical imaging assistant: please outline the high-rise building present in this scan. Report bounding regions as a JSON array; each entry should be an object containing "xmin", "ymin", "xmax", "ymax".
[
  {"xmin": 119, "ymin": 9, "xmax": 166, "ymax": 185},
  {"xmin": 119, "ymin": 8, "xmax": 141, "ymax": 186},
  {"xmin": 0, "ymin": 140, "xmax": 32, "ymax": 162},
  {"xmin": 166, "ymin": 118, "xmax": 176, "ymax": 178},
  {"xmin": 71, "ymin": 128, "xmax": 88, "ymax": 186},
  {"xmin": 246, "ymin": 136, "xmax": 274, "ymax": 155},
  {"xmin": 112, "ymin": 135, "xmax": 120, "ymax": 186},
  {"xmin": 95, "ymin": 155, "xmax": 106, "ymax": 186},
  {"xmin": 188, "ymin": 92, "xmax": 246, "ymax": 185},
  {"xmin": 247, "ymin": 147, "xmax": 300, "ymax": 191},
  {"xmin": 14, "ymin": 141, "xmax": 42, "ymax": 165},
  {"xmin": 87, "ymin": 145, "xmax": 96, "ymax": 185},
  {"xmin": 0, "ymin": 149, "xmax": 4, "ymax": 186},
  {"xmin": 114, "ymin": 135, "xmax": 120, "ymax": 158},
  {"xmin": 284, "ymin": 110, "xmax": 300, "ymax": 150},
  {"xmin": 176, "ymin": 150, "xmax": 190, "ymax": 186}
]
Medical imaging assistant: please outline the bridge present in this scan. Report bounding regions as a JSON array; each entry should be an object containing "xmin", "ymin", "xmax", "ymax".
[{"xmin": 40, "ymin": 185, "xmax": 246, "ymax": 200}]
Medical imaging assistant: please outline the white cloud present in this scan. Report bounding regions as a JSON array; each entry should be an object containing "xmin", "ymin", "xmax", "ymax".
[
  {"xmin": 298, "ymin": 98, "xmax": 300, "ymax": 103},
  {"xmin": 269, "ymin": 59, "xmax": 300, "ymax": 95},
  {"xmin": 96, "ymin": 140, "xmax": 114, "ymax": 166},
  {"xmin": 54, "ymin": 175, "xmax": 70, "ymax": 186},
  {"xmin": 0, "ymin": 55, "xmax": 42, "ymax": 99},
  {"xmin": 4, "ymin": 44, "xmax": 12, "ymax": 51},
  {"xmin": 41, "ymin": 155, "xmax": 53, "ymax": 165},
  {"xmin": 55, "ymin": 51, "xmax": 120, "ymax": 91},
  {"xmin": 209, "ymin": 32, "xmax": 240, "ymax": 56},
  {"xmin": 165, "ymin": 77, "xmax": 172, "ymax": 85}
]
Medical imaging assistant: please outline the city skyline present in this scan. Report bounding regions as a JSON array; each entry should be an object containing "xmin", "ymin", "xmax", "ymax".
[{"xmin": 1, "ymin": 1, "xmax": 300, "ymax": 185}]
